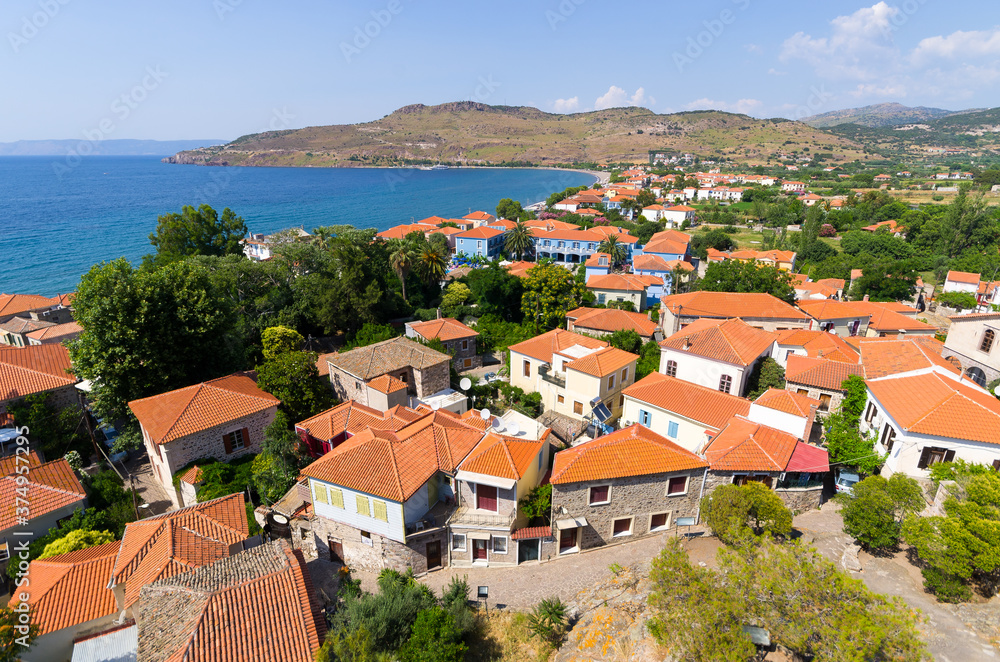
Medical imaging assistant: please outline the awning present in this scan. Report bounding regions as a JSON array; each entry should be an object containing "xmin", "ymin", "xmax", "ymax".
[
  {"xmin": 466, "ymin": 532, "xmax": 491, "ymax": 540},
  {"xmin": 786, "ymin": 441, "xmax": 829, "ymax": 473},
  {"xmin": 555, "ymin": 517, "xmax": 587, "ymax": 530},
  {"xmin": 455, "ymin": 470, "xmax": 516, "ymax": 491}
]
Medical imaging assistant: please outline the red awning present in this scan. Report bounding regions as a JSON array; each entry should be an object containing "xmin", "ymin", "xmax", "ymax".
[
  {"xmin": 786, "ymin": 442, "xmax": 829, "ymax": 473},
  {"xmin": 511, "ymin": 526, "xmax": 553, "ymax": 541}
]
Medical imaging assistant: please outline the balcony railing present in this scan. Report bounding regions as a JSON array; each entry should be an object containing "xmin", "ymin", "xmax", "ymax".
[
  {"xmin": 538, "ymin": 366, "xmax": 566, "ymax": 387},
  {"xmin": 448, "ymin": 506, "xmax": 516, "ymax": 529}
]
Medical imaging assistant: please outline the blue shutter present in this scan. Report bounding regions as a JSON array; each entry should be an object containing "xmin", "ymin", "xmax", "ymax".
[
  {"xmin": 639, "ymin": 409, "xmax": 651, "ymax": 426},
  {"xmin": 668, "ymin": 421, "xmax": 679, "ymax": 438}
]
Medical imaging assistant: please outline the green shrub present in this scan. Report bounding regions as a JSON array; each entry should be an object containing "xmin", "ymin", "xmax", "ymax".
[
  {"xmin": 700, "ymin": 482, "xmax": 792, "ymax": 544},
  {"xmin": 398, "ymin": 607, "xmax": 467, "ymax": 662},
  {"xmin": 840, "ymin": 474, "xmax": 924, "ymax": 552},
  {"xmin": 937, "ymin": 291, "xmax": 978, "ymax": 310},
  {"xmin": 526, "ymin": 597, "xmax": 568, "ymax": 649},
  {"xmin": 921, "ymin": 567, "xmax": 972, "ymax": 603}
]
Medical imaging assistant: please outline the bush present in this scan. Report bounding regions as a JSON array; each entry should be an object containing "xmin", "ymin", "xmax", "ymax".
[
  {"xmin": 700, "ymin": 482, "xmax": 792, "ymax": 544},
  {"xmin": 840, "ymin": 474, "xmax": 924, "ymax": 552},
  {"xmin": 39, "ymin": 529, "xmax": 113, "ymax": 559},
  {"xmin": 819, "ymin": 223, "xmax": 837, "ymax": 237},
  {"xmin": 937, "ymin": 291, "xmax": 978, "ymax": 311},
  {"xmin": 398, "ymin": 607, "xmax": 467, "ymax": 662},
  {"xmin": 526, "ymin": 597, "xmax": 568, "ymax": 649},
  {"xmin": 921, "ymin": 567, "xmax": 972, "ymax": 603},
  {"xmin": 518, "ymin": 484, "xmax": 552, "ymax": 522},
  {"xmin": 329, "ymin": 569, "xmax": 438, "ymax": 653}
]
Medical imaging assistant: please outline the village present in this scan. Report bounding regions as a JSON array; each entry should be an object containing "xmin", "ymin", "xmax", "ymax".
[{"xmin": 3, "ymin": 161, "xmax": 1000, "ymax": 661}]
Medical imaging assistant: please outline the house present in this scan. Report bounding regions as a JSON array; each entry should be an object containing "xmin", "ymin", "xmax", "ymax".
[
  {"xmin": 464, "ymin": 210, "xmax": 496, "ymax": 225},
  {"xmin": 532, "ymin": 228, "xmax": 638, "ymax": 264},
  {"xmin": 857, "ymin": 337, "xmax": 959, "ymax": 381},
  {"xmin": 781, "ymin": 181, "xmax": 806, "ymax": 192},
  {"xmin": 0, "ymin": 458, "xmax": 86, "ymax": 560},
  {"xmin": 748, "ymin": 388, "xmax": 820, "ymax": 442},
  {"xmin": 26, "ymin": 321, "xmax": 82, "ymax": 346},
  {"xmin": 449, "ymin": 433, "xmax": 549, "ymax": 567},
  {"xmin": 0, "ymin": 293, "xmax": 62, "ymax": 324},
  {"xmin": 640, "ymin": 230, "xmax": 692, "ymax": 262},
  {"xmin": 583, "ymin": 252, "xmax": 614, "ymax": 279},
  {"xmin": 586, "ymin": 273, "xmax": 659, "ymax": 311},
  {"xmin": 773, "ymin": 329, "xmax": 860, "ymax": 368},
  {"xmin": 295, "ymin": 400, "xmax": 424, "ymax": 457},
  {"xmin": 848, "ymin": 301, "xmax": 938, "ymax": 337},
  {"xmin": 0, "ymin": 344, "xmax": 79, "ymax": 413},
  {"xmin": 135, "ymin": 540, "xmax": 325, "ymax": 662},
  {"xmin": 455, "ymin": 226, "xmax": 506, "ymax": 259},
  {"xmin": 18, "ymin": 541, "xmax": 122, "ymax": 662},
  {"xmin": 874, "ymin": 174, "xmax": 892, "ymax": 183},
  {"xmin": 661, "ymin": 205, "xmax": 696, "ymax": 227},
  {"xmin": 621, "ymin": 372, "xmax": 751, "ymax": 453},
  {"xmin": 508, "ymin": 329, "xmax": 637, "ymax": 427},
  {"xmin": 941, "ymin": 312, "xmax": 1000, "ymax": 387},
  {"xmin": 547, "ymin": 424, "xmax": 708, "ymax": 555},
  {"xmin": 405, "ymin": 317, "xmax": 480, "ymax": 371},
  {"xmin": 703, "ymin": 416, "xmax": 829, "ymax": 512},
  {"xmin": 640, "ymin": 204, "xmax": 665, "ymax": 222},
  {"xmin": 108, "ymin": 493, "xmax": 251, "ymax": 614},
  {"xmin": 632, "ymin": 255, "xmax": 695, "ymax": 303},
  {"xmin": 0, "ymin": 316, "xmax": 54, "ymax": 347},
  {"xmin": 242, "ymin": 228, "xmax": 310, "ymax": 261},
  {"xmin": 794, "ymin": 278, "xmax": 845, "ymax": 301},
  {"xmin": 128, "ymin": 374, "xmax": 280, "ymax": 506},
  {"xmin": 659, "ymin": 292, "xmax": 810, "ymax": 334},
  {"xmin": 801, "ymin": 193, "xmax": 824, "ymax": 206},
  {"xmin": 566, "ymin": 307, "xmax": 659, "ymax": 341},
  {"xmin": 707, "ymin": 248, "xmax": 797, "ymax": 272},
  {"xmin": 784, "ymin": 355, "xmax": 864, "ymax": 415},
  {"xmin": 863, "ymin": 371, "xmax": 1000, "ymax": 477},
  {"xmin": 943, "ymin": 270, "xmax": 981, "ymax": 295},
  {"xmin": 658, "ymin": 318, "xmax": 777, "ymax": 396},
  {"xmin": 324, "ymin": 337, "xmax": 452, "ymax": 408},
  {"xmin": 796, "ymin": 300, "xmax": 870, "ymax": 337},
  {"xmin": 862, "ymin": 220, "xmax": 904, "ymax": 235}
]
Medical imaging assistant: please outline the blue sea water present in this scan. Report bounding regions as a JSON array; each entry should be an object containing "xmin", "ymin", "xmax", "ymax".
[{"xmin": 0, "ymin": 156, "xmax": 595, "ymax": 296}]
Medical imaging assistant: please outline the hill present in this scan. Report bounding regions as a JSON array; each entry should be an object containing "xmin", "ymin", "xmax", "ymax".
[
  {"xmin": 165, "ymin": 101, "xmax": 868, "ymax": 168},
  {"xmin": 0, "ymin": 138, "xmax": 226, "ymax": 156},
  {"xmin": 800, "ymin": 103, "xmax": 967, "ymax": 128},
  {"xmin": 827, "ymin": 107, "xmax": 1000, "ymax": 156}
]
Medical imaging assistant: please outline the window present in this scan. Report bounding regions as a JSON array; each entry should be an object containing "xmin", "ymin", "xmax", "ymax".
[
  {"xmin": 981, "ymin": 329, "xmax": 995, "ymax": 353},
  {"xmin": 329, "ymin": 487, "xmax": 344, "ymax": 509},
  {"xmin": 818, "ymin": 393, "xmax": 831, "ymax": 412},
  {"xmin": 639, "ymin": 409, "xmax": 651, "ymax": 426},
  {"xmin": 797, "ymin": 388, "xmax": 809, "ymax": 397},
  {"xmin": 356, "ymin": 495, "xmax": 370, "ymax": 517},
  {"xmin": 523, "ymin": 360, "xmax": 531, "ymax": 378},
  {"xmin": 477, "ymin": 241, "xmax": 483, "ymax": 250},
  {"xmin": 399, "ymin": 372, "xmax": 407, "ymax": 383},
  {"xmin": 360, "ymin": 530, "xmax": 372, "ymax": 547},
  {"xmin": 880, "ymin": 425, "xmax": 896, "ymax": 452},
  {"xmin": 917, "ymin": 447, "xmax": 955, "ymax": 469},
  {"xmin": 667, "ymin": 421, "xmax": 679, "ymax": 439},
  {"xmin": 573, "ymin": 242, "xmax": 580, "ymax": 249},
  {"xmin": 667, "ymin": 476, "xmax": 688, "ymax": 495},
  {"xmin": 665, "ymin": 360, "xmax": 677, "ymax": 377},
  {"xmin": 967, "ymin": 366, "xmax": 987, "ymax": 387},
  {"xmin": 461, "ymin": 340, "xmax": 468, "ymax": 351},
  {"xmin": 313, "ymin": 484, "xmax": 328, "ymax": 505},
  {"xmin": 864, "ymin": 402, "xmax": 877, "ymax": 424},
  {"xmin": 598, "ymin": 293, "xmax": 606, "ymax": 304},
  {"xmin": 463, "ymin": 358, "xmax": 472, "ymax": 369},
  {"xmin": 588, "ymin": 485, "xmax": 610, "ymax": 505},
  {"xmin": 373, "ymin": 500, "xmax": 388, "ymax": 522},
  {"xmin": 451, "ymin": 533, "xmax": 467, "ymax": 551},
  {"xmin": 785, "ymin": 349, "xmax": 794, "ymax": 361},
  {"xmin": 612, "ymin": 517, "xmax": 633, "ymax": 537},
  {"xmin": 621, "ymin": 367, "xmax": 629, "ymax": 383},
  {"xmin": 476, "ymin": 484, "xmax": 498, "ymax": 512},
  {"xmin": 223, "ymin": 429, "xmax": 246, "ymax": 453},
  {"xmin": 607, "ymin": 375, "xmax": 615, "ymax": 390},
  {"xmin": 718, "ymin": 375, "xmax": 733, "ymax": 394},
  {"xmin": 557, "ymin": 394, "xmax": 565, "ymax": 404},
  {"xmin": 650, "ymin": 512, "xmax": 671, "ymax": 532},
  {"xmin": 618, "ymin": 394, "xmax": 625, "ymax": 408},
  {"xmin": 492, "ymin": 536, "xmax": 508, "ymax": 554},
  {"xmin": 588, "ymin": 243, "xmax": 595, "ymax": 250},
  {"xmin": 574, "ymin": 401, "xmax": 583, "ymax": 415},
  {"xmin": 355, "ymin": 381, "xmax": 362, "ymax": 391}
]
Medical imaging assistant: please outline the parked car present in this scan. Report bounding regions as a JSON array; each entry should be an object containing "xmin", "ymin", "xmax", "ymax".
[{"xmin": 834, "ymin": 469, "xmax": 860, "ymax": 495}]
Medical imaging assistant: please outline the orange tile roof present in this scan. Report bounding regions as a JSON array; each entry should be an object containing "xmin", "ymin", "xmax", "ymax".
[
  {"xmin": 509, "ymin": 329, "xmax": 607, "ymax": 364},
  {"xmin": 584, "ymin": 252, "xmax": 613, "ymax": 268},
  {"xmin": 647, "ymin": 229, "xmax": 691, "ymax": 245},
  {"xmin": 660, "ymin": 318, "xmax": 776, "ymax": 366},
  {"xmin": 136, "ymin": 540, "xmax": 325, "ymax": 662},
  {"xmin": 704, "ymin": 417, "xmax": 800, "ymax": 472},
  {"xmin": 376, "ymin": 223, "xmax": 438, "ymax": 240},
  {"xmin": 295, "ymin": 401, "xmax": 422, "ymax": 442},
  {"xmin": 868, "ymin": 372, "xmax": 1000, "ymax": 445},
  {"xmin": 459, "ymin": 433, "xmax": 545, "ymax": 480},
  {"xmin": 408, "ymin": 317, "xmax": 478, "ymax": 342},
  {"xmin": 458, "ymin": 226, "xmax": 504, "ymax": 239},
  {"xmin": 948, "ymin": 312, "xmax": 1000, "ymax": 322},
  {"xmin": 0, "ymin": 450, "xmax": 42, "ymax": 477},
  {"xmin": 0, "ymin": 293, "xmax": 59, "ymax": 318},
  {"xmin": 24, "ymin": 321, "xmax": 83, "ymax": 342},
  {"xmin": 642, "ymin": 238, "xmax": 689, "ymax": 256},
  {"xmin": 660, "ymin": 292, "xmax": 809, "ymax": 321},
  {"xmin": 785, "ymin": 355, "xmax": 863, "ymax": 391},
  {"xmin": 753, "ymin": 388, "xmax": 820, "ymax": 417},
  {"xmin": 366, "ymin": 374, "xmax": 409, "ymax": 394},
  {"xmin": 859, "ymin": 338, "xmax": 959, "ymax": 379},
  {"xmin": 566, "ymin": 346, "xmax": 638, "ymax": 377},
  {"xmin": 551, "ymin": 424, "xmax": 706, "ymax": 484},
  {"xmin": 0, "ymin": 344, "xmax": 76, "ymax": 402},
  {"xmin": 19, "ymin": 541, "xmax": 120, "ymax": 635},
  {"xmin": 524, "ymin": 219, "xmax": 580, "ymax": 231},
  {"xmin": 946, "ymin": 270, "xmax": 981, "ymax": 285},
  {"xmin": 315, "ymin": 352, "xmax": 335, "ymax": 377},
  {"xmin": 847, "ymin": 302, "xmax": 936, "ymax": 333},
  {"xmin": 622, "ymin": 373, "xmax": 751, "ymax": 430},
  {"xmin": 464, "ymin": 211, "xmax": 494, "ymax": 220},
  {"xmin": 796, "ymin": 300, "xmax": 870, "ymax": 321},
  {"xmin": 505, "ymin": 261, "xmax": 537, "ymax": 278},
  {"xmin": 775, "ymin": 329, "xmax": 860, "ymax": 364},
  {"xmin": 178, "ymin": 465, "xmax": 204, "ymax": 485},
  {"xmin": 587, "ymin": 273, "xmax": 659, "ymax": 292},
  {"xmin": 568, "ymin": 307, "xmax": 659, "ymax": 337},
  {"xmin": 128, "ymin": 374, "xmax": 279, "ymax": 445},
  {"xmin": 0, "ymin": 459, "xmax": 86, "ymax": 531}
]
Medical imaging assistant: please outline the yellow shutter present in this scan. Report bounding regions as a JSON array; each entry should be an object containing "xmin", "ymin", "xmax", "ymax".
[
  {"xmin": 356, "ymin": 495, "xmax": 370, "ymax": 516},
  {"xmin": 313, "ymin": 483, "xmax": 328, "ymax": 505},
  {"xmin": 373, "ymin": 500, "xmax": 388, "ymax": 522},
  {"xmin": 329, "ymin": 488, "xmax": 344, "ymax": 509}
]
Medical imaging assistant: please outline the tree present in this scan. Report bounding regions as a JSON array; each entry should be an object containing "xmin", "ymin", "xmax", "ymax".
[
  {"xmin": 526, "ymin": 598, "xmax": 568, "ymax": 650},
  {"xmin": 69, "ymin": 258, "xmax": 242, "ymax": 420},
  {"xmin": 696, "ymin": 259, "xmax": 797, "ymax": 304},
  {"xmin": 465, "ymin": 263, "xmax": 525, "ymax": 321},
  {"xmin": 937, "ymin": 291, "xmax": 978, "ymax": 310},
  {"xmin": 260, "ymin": 325, "xmax": 303, "ymax": 360},
  {"xmin": 329, "ymin": 569, "xmax": 438, "ymax": 653},
  {"xmin": 606, "ymin": 328, "xmax": 642, "ymax": 354},
  {"xmin": 701, "ymin": 482, "xmax": 792, "ymax": 544},
  {"xmin": 1, "ymin": 605, "xmax": 39, "ymax": 662},
  {"xmin": 518, "ymin": 483, "xmax": 552, "ymax": 522},
  {"xmin": 521, "ymin": 262, "xmax": 587, "ymax": 331},
  {"xmin": 440, "ymin": 282, "xmax": 471, "ymax": 315},
  {"xmin": 417, "ymin": 245, "xmax": 448, "ymax": 284},
  {"xmin": 252, "ymin": 411, "xmax": 308, "ymax": 503},
  {"xmin": 39, "ymin": 529, "xmax": 113, "ymax": 559},
  {"xmin": 825, "ymin": 376, "xmax": 886, "ymax": 475},
  {"xmin": 841, "ymin": 475, "xmax": 925, "ymax": 552},
  {"xmin": 255, "ymin": 350, "xmax": 334, "ymax": 423},
  {"xmin": 849, "ymin": 260, "xmax": 919, "ymax": 302},
  {"xmin": 504, "ymin": 220, "xmax": 534, "ymax": 260},
  {"xmin": 389, "ymin": 240, "xmax": 415, "ymax": 302},
  {"xmin": 597, "ymin": 235, "xmax": 627, "ymax": 267},
  {"xmin": 496, "ymin": 197, "xmax": 525, "ymax": 221},
  {"xmin": 147, "ymin": 204, "xmax": 248, "ymax": 266},
  {"xmin": 7, "ymin": 393, "xmax": 90, "ymax": 464},
  {"xmin": 636, "ymin": 340, "xmax": 661, "ymax": 380},
  {"xmin": 345, "ymin": 322, "xmax": 398, "ymax": 349},
  {"xmin": 745, "ymin": 357, "xmax": 785, "ymax": 400},
  {"xmin": 314, "ymin": 626, "xmax": 377, "ymax": 662},
  {"xmin": 648, "ymin": 537, "xmax": 928, "ymax": 661},
  {"xmin": 690, "ymin": 230, "xmax": 739, "ymax": 261},
  {"xmin": 398, "ymin": 608, "xmax": 467, "ymax": 662}
]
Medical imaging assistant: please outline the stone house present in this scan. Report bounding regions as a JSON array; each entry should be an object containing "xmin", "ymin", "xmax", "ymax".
[
  {"xmin": 546, "ymin": 424, "xmax": 708, "ymax": 557},
  {"xmin": 325, "ymin": 337, "xmax": 451, "ymax": 407},
  {"xmin": 128, "ymin": 373, "xmax": 279, "ymax": 507},
  {"xmin": 941, "ymin": 312, "xmax": 1000, "ymax": 387},
  {"xmin": 784, "ymin": 355, "xmax": 864, "ymax": 416},
  {"xmin": 405, "ymin": 317, "xmax": 481, "ymax": 371},
  {"xmin": 0, "ymin": 344, "xmax": 80, "ymax": 414},
  {"xmin": 0, "ymin": 457, "xmax": 87, "ymax": 553}
]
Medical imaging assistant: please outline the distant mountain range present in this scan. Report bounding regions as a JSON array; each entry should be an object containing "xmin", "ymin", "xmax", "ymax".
[
  {"xmin": 0, "ymin": 138, "xmax": 226, "ymax": 156},
  {"xmin": 800, "ymin": 103, "xmax": 983, "ymax": 129}
]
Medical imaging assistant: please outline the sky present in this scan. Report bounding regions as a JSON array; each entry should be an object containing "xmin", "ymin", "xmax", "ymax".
[{"xmin": 1, "ymin": 0, "xmax": 998, "ymax": 142}]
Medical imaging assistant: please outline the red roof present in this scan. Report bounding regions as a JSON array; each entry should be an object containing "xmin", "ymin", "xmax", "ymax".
[
  {"xmin": 459, "ymin": 433, "xmax": 545, "ymax": 480},
  {"xmin": 509, "ymin": 329, "xmax": 607, "ymax": 364},
  {"xmin": 753, "ymin": 388, "xmax": 820, "ymax": 417},
  {"xmin": 0, "ymin": 344, "xmax": 76, "ymax": 402},
  {"xmin": 660, "ymin": 318, "xmax": 776, "ymax": 366},
  {"xmin": 458, "ymin": 226, "xmax": 504, "ymax": 239},
  {"xmin": 295, "ymin": 400, "xmax": 422, "ymax": 441},
  {"xmin": 660, "ymin": 292, "xmax": 809, "ymax": 321},
  {"xmin": 408, "ymin": 317, "xmax": 478, "ymax": 342},
  {"xmin": 566, "ymin": 346, "xmax": 638, "ymax": 377},
  {"xmin": 785, "ymin": 355, "xmax": 863, "ymax": 391},
  {"xmin": 568, "ymin": 307, "xmax": 659, "ymax": 337},
  {"xmin": 704, "ymin": 417, "xmax": 802, "ymax": 472},
  {"xmin": 0, "ymin": 293, "xmax": 59, "ymax": 318},
  {"xmin": 786, "ymin": 441, "xmax": 830, "ymax": 473},
  {"xmin": 587, "ymin": 273, "xmax": 659, "ymax": 292},
  {"xmin": 623, "ymin": 373, "xmax": 750, "ymax": 430},
  {"xmin": 796, "ymin": 300, "xmax": 869, "ymax": 321},
  {"xmin": 0, "ymin": 459, "xmax": 86, "ymax": 532},
  {"xmin": 859, "ymin": 338, "xmax": 958, "ymax": 379},
  {"xmin": 946, "ymin": 270, "xmax": 981, "ymax": 285}
]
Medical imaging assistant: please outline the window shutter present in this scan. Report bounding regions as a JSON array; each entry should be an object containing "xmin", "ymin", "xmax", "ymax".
[
  {"xmin": 373, "ymin": 500, "xmax": 388, "ymax": 522},
  {"xmin": 222, "ymin": 432, "xmax": 233, "ymax": 454},
  {"xmin": 992, "ymin": 460, "xmax": 1000, "ymax": 471},
  {"xmin": 241, "ymin": 428, "xmax": 250, "ymax": 447},
  {"xmin": 313, "ymin": 483, "xmax": 328, "ymax": 505},
  {"xmin": 944, "ymin": 450, "xmax": 956, "ymax": 463},
  {"xmin": 917, "ymin": 447, "xmax": 932, "ymax": 469},
  {"xmin": 329, "ymin": 488, "xmax": 344, "ymax": 509},
  {"xmin": 356, "ymin": 495, "xmax": 370, "ymax": 516}
]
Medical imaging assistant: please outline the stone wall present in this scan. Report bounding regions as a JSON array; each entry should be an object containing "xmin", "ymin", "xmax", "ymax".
[
  {"xmin": 458, "ymin": 481, "xmax": 517, "ymax": 516},
  {"xmin": 785, "ymin": 382, "xmax": 843, "ymax": 418},
  {"xmin": 414, "ymin": 362, "xmax": 450, "ymax": 398},
  {"xmin": 311, "ymin": 515, "xmax": 447, "ymax": 576},
  {"xmin": 550, "ymin": 469, "xmax": 706, "ymax": 551},
  {"xmin": 774, "ymin": 486, "xmax": 824, "ymax": 513},
  {"xmin": 447, "ymin": 338, "xmax": 482, "ymax": 371},
  {"xmin": 329, "ymin": 366, "xmax": 369, "ymax": 405},
  {"xmin": 941, "ymin": 348, "xmax": 1000, "ymax": 385}
]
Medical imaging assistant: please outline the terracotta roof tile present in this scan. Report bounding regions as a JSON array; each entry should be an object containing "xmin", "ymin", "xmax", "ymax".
[
  {"xmin": 551, "ymin": 424, "xmax": 706, "ymax": 484},
  {"xmin": 946, "ymin": 270, "xmax": 981, "ymax": 285},
  {"xmin": 860, "ymin": 338, "xmax": 959, "ymax": 379},
  {"xmin": 753, "ymin": 388, "xmax": 820, "ymax": 417},
  {"xmin": 586, "ymin": 273, "xmax": 659, "ymax": 291},
  {"xmin": 847, "ymin": 302, "xmax": 935, "ymax": 333},
  {"xmin": 775, "ymin": 330, "xmax": 860, "ymax": 364},
  {"xmin": 178, "ymin": 465, "xmax": 203, "ymax": 485},
  {"xmin": 785, "ymin": 355, "xmax": 863, "ymax": 391},
  {"xmin": 24, "ymin": 321, "xmax": 83, "ymax": 342},
  {"xmin": 511, "ymin": 526, "xmax": 552, "ymax": 540},
  {"xmin": 660, "ymin": 292, "xmax": 809, "ymax": 321},
  {"xmin": 796, "ymin": 300, "xmax": 869, "ymax": 321},
  {"xmin": 660, "ymin": 318, "xmax": 776, "ymax": 366},
  {"xmin": 408, "ymin": 317, "xmax": 478, "ymax": 342},
  {"xmin": 327, "ymin": 337, "xmax": 451, "ymax": 380},
  {"xmin": 509, "ymin": 329, "xmax": 607, "ymax": 364},
  {"xmin": 459, "ymin": 433, "xmax": 545, "ymax": 480},
  {"xmin": 566, "ymin": 346, "xmax": 638, "ymax": 377},
  {"xmin": 366, "ymin": 374, "xmax": 408, "ymax": 394},
  {"xmin": 568, "ymin": 307, "xmax": 659, "ymax": 337},
  {"xmin": 458, "ymin": 226, "xmax": 504, "ymax": 239},
  {"xmin": 0, "ymin": 344, "xmax": 76, "ymax": 402},
  {"xmin": 295, "ymin": 400, "xmax": 421, "ymax": 442},
  {"xmin": 0, "ymin": 459, "xmax": 85, "ymax": 531},
  {"xmin": 0, "ymin": 294, "xmax": 59, "ymax": 318},
  {"xmin": 584, "ymin": 252, "xmax": 613, "ymax": 268},
  {"xmin": 704, "ymin": 417, "xmax": 803, "ymax": 472},
  {"xmin": 623, "ymin": 373, "xmax": 751, "ymax": 429}
]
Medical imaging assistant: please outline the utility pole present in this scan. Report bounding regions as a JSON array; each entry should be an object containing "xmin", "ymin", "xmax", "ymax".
[{"xmin": 77, "ymin": 390, "xmax": 101, "ymax": 460}]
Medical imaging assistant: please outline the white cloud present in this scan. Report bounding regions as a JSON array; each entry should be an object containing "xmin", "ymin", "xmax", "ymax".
[
  {"xmin": 767, "ymin": 68, "xmax": 787, "ymax": 76},
  {"xmin": 744, "ymin": 43, "xmax": 762, "ymax": 54},
  {"xmin": 594, "ymin": 85, "xmax": 653, "ymax": 110},
  {"xmin": 684, "ymin": 98, "xmax": 763, "ymax": 115},
  {"xmin": 552, "ymin": 96, "xmax": 580, "ymax": 113},
  {"xmin": 911, "ymin": 28, "xmax": 1000, "ymax": 63}
]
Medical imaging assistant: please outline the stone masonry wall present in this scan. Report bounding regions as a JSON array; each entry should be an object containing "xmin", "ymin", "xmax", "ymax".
[
  {"xmin": 774, "ymin": 486, "xmax": 824, "ymax": 513},
  {"xmin": 785, "ymin": 382, "xmax": 843, "ymax": 419},
  {"xmin": 446, "ymin": 338, "xmax": 482, "ymax": 371},
  {"xmin": 311, "ymin": 515, "xmax": 447, "ymax": 576},
  {"xmin": 329, "ymin": 366, "xmax": 369, "ymax": 406},
  {"xmin": 415, "ymin": 362, "xmax": 450, "ymax": 398},
  {"xmin": 458, "ymin": 481, "xmax": 517, "ymax": 516}
]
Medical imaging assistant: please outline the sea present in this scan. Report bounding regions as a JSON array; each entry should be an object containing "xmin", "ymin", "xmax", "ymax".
[{"xmin": 0, "ymin": 156, "xmax": 596, "ymax": 296}]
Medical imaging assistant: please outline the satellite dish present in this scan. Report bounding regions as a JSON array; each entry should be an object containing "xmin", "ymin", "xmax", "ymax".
[
  {"xmin": 480, "ymin": 408, "xmax": 491, "ymax": 420},
  {"xmin": 507, "ymin": 422, "xmax": 520, "ymax": 436},
  {"xmin": 491, "ymin": 418, "xmax": 503, "ymax": 430},
  {"xmin": 431, "ymin": 402, "xmax": 440, "ymax": 411},
  {"xmin": 459, "ymin": 378, "xmax": 472, "ymax": 391}
]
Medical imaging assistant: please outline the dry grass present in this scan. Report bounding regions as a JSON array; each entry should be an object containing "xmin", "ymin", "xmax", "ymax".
[{"xmin": 467, "ymin": 610, "xmax": 552, "ymax": 662}]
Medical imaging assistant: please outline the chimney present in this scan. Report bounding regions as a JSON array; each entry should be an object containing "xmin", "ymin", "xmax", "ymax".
[
  {"xmin": 863, "ymin": 294, "xmax": 869, "ymax": 302},
  {"xmin": 683, "ymin": 337, "xmax": 691, "ymax": 350},
  {"xmin": 436, "ymin": 308, "xmax": 442, "ymax": 320}
]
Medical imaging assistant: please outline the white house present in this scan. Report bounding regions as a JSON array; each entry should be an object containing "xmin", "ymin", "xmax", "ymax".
[
  {"xmin": 942, "ymin": 270, "xmax": 981, "ymax": 295},
  {"xmin": 661, "ymin": 205, "xmax": 696, "ymax": 228}
]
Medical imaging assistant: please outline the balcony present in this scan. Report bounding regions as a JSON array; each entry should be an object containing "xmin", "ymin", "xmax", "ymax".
[
  {"xmin": 448, "ymin": 506, "xmax": 516, "ymax": 529},
  {"xmin": 405, "ymin": 500, "xmax": 455, "ymax": 537},
  {"xmin": 538, "ymin": 366, "xmax": 566, "ymax": 388}
]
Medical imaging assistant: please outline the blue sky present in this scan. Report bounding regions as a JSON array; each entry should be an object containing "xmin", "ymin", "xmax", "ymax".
[{"xmin": 2, "ymin": 0, "xmax": 998, "ymax": 141}]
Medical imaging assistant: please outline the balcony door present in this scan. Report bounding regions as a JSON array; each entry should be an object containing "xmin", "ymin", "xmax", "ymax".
[{"xmin": 476, "ymin": 484, "xmax": 498, "ymax": 512}]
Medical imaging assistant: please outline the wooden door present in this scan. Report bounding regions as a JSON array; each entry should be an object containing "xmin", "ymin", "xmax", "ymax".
[
  {"xmin": 473, "ymin": 539, "xmax": 488, "ymax": 560},
  {"xmin": 476, "ymin": 484, "xmax": 497, "ymax": 511},
  {"xmin": 426, "ymin": 540, "xmax": 441, "ymax": 570},
  {"xmin": 328, "ymin": 538, "xmax": 344, "ymax": 564},
  {"xmin": 559, "ymin": 528, "xmax": 576, "ymax": 552}
]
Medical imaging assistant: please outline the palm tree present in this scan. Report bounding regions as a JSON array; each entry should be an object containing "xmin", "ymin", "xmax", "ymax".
[
  {"xmin": 311, "ymin": 226, "xmax": 333, "ymax": 250},
  {"xmin": 598, "ymin": 235, "xmax": 627, "ymax": 268},
  {"xmin": 505, "ymin": 220, "xmax": 533, "ymax": 260},
  {"xmin": 389, "ymin": 241, "xmax": 414, "ymax": 301},
  {"xmin": 419, "ymin": 246, "xmax": 447, "ymax": 283}
]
